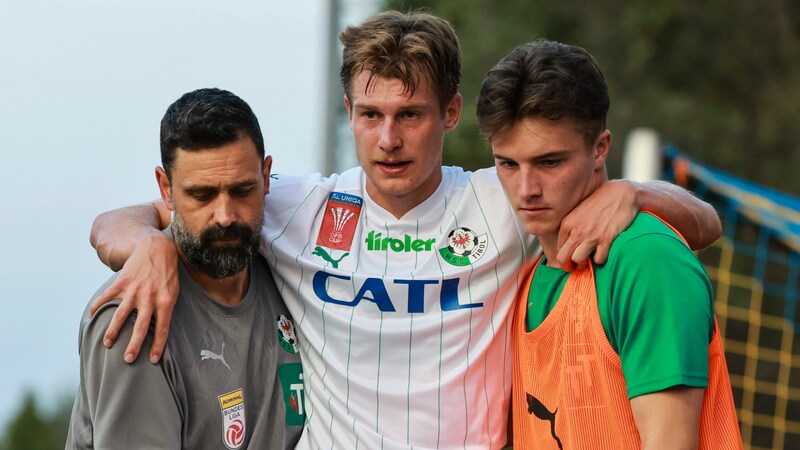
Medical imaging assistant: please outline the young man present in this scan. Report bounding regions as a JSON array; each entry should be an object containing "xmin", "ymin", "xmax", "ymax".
[
  {"xmin": 88, "ymin": 12, "xmax": 721, "ymax": 449},
  {"xmin": 476, "ymin": 40, "xmax": 741, "ymax": 449},
  {"xmin": 67, "ymin": 88, "xmax": 305, "ymax": 449}
]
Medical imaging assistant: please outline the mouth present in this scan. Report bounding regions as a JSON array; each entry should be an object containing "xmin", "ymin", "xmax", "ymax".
[
  {"xmin": 517, "ymin": 205, "xmax": 548, "ymax": 218},
  {"xmin": 209, "ymin": 238, "xmax": 241, "ymax": 247},
  {"xmin": 376, "ymin": 160, "xmax": 411, "ymax": 175}
]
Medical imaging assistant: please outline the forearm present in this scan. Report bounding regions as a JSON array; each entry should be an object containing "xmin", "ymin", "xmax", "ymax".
[
  {"xmin": 633, "ymin": 180, "xmax": 721, "ymax": 249},
  {"xmin": 90, "ymin": 200, "xmax": 171, "ymax": 270}
]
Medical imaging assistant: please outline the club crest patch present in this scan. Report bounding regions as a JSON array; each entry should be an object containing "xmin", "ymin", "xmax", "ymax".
[
  {"xmin": 218, "ymin": 389, "xmax": 246, "ymax": 449},
  {"xmin": 316, "ymin": 192, "xmax": 362, "ymax": 251},
  {"xmin": 277, "ymin": 314, "xmax": 298, "ymax": 354},
  {"xmin": 439, "ymin": 227, "xmax": 489, "ymax": 266}
]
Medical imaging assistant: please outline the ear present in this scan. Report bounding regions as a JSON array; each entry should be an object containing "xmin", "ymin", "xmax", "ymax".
[
  {"xmin": 262, "ymin": 155, "xmax": 273, "ymax": 196},
  {"xmin": 593, "ymin": 130, "xmax": 611, "ymax": 170},
  {"xmin": 343, "ymin": 95, "xmax": 353, "ymax": 122},
  {"xmin": 155, "ymin": 166, "xmax": 175, "ymax": 211},
  {"xmin": 443, "ymin": 93, "xmax": 462, "ymax": 132}
]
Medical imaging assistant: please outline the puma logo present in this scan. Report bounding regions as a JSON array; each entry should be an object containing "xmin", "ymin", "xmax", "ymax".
[
  {"xmin": 527, "ymin": 393, "xmax": 562, "ymax": 449},
  {"xmin": 312, "ymin": 246, "xmax": 349, "ymax": 268},
  {"xmin": 200, "ymin": 342, "xmax": 231, "ymax": 370}
]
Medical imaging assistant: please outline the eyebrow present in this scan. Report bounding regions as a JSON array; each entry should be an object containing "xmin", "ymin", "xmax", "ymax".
[
  {"xmin": 352, "ymin": 99, "xmax": 433, "ymax": 111},
  {"xmin": 182, "ymin": 179, "xmax": 259, "ymax": 193},
  {"xmin": 492, "ymin": 149, "xmax": 573, "ymax": 165}
]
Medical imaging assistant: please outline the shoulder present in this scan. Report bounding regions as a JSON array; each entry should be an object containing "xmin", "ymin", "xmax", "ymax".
[
  {"xmin": 598, "ymin": 211, "xmax": 713, "ymax": 322},
  {"xmin": 439, "ymin": 165, "xmax": 508, "ymax": 202},
  {"xmin": 597, "ymin": 211, "xmax": 713, "ymax": 336},
  {"xmin": 446, "ymin": 165, "xmax": 502, "ymax": 187},
  {"xmin": 80, "ymin": 273, "xmax": 159, "ymax": 360},
  {"xmin": 265, "ymin": 168, "xmax": 364, "ymax": 215},
  {"xmin": 81, "ymin": 273, "xmax": 123, "ymax": 341},
  {"xmin": 268, "ymin": 172, "xmax": 334, "ymax": 199},
  {"xmin": 607, "ymin": 212, "xmax": 694, "ymax": 261},
  {"xmin": 269, "ymin": 167, "xmax": 363, "ymax": 193},
  {"xmin": 78, "ymin": 298, "xmax": 145, "ymax": 377}
]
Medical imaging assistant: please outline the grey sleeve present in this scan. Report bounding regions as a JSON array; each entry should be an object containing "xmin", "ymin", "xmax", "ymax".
[{"xmin": 67, "ymin": 304, "xmax": 183, "ymax": 449}]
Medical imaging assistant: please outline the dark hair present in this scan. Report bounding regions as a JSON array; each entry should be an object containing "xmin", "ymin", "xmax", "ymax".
[
  {"xmin": 160, "ymin": 88, "xmax": 264, "ymax": 177},
  {"xmin": 476, "ymin": 39, "xmax": 609, "ymax": 144},
  {"xmin": 339, "ymin": 10, "xmax": 461, "ymax": 112}
]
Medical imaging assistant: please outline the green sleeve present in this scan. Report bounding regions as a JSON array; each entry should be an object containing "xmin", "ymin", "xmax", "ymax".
[{"xmin": 598, "ymin": 214, "xmax": 715, "ymax": 399}]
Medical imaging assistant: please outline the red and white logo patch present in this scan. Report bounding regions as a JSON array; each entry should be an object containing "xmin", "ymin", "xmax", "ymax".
[
  {"xmin": 225, "ymin": 419, "xmax": 245, "ymax": 449},
  {"xmin": 316, "ymin": 192, "xmax": 363, "ymax": 251},
  {"xmin": 218, "ymin": 389, "xmax": 246, "ymax": 449}
]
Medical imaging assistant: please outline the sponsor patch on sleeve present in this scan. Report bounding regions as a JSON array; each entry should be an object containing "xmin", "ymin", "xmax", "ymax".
[
  {"xmin": 316, "ymin": 192, "xmax": 362, "ymax": 251},
  {"xmin": 278, "ymin": 363, "xmax": 306, "ymax": 426}
]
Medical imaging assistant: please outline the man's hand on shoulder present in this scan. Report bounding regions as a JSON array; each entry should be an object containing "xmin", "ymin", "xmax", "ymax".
[
  {"xmin": 556, "ymin": 180, "xmax": 638, "ymax": 271},
  {"xmin": 90, "ymin": 234, "xmax": 179, "ymax": 364},
  {"xmin": 555, "ymin": 178, "xmax": 721, "ymax": 271}
]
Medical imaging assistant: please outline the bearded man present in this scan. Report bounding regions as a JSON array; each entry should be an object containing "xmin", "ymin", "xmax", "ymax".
[{"xmin": 66, "ymin": 88, "xmax": 305, "ymax": 449}]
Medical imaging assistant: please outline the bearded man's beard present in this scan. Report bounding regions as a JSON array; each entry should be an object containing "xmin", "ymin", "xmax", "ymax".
[{"xmin": 172, "ymin": 212, "xmax": 262, "ymax": 279}]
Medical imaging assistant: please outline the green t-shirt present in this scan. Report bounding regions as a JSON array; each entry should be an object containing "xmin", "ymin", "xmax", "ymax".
[{"xmin": 526, "ymin": 213, "xmax": 714, "ymax": 398}]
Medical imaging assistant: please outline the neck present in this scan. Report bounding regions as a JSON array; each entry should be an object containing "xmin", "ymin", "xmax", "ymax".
[
  {"xmin": 366, "ymin": 176, "xmax": 442, "ymax": 219},
  {"xmin": 182, "ymin": 259, "xmax": 250, "ymax": 305},
  {"xmin": 539, "ymin": 234, "xmax": 562, "ymax": 268}
]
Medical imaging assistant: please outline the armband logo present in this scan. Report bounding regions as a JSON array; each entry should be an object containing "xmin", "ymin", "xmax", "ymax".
[{"xmin": 439, "ymin": 227, "xmax": 488, "ymax": 266}]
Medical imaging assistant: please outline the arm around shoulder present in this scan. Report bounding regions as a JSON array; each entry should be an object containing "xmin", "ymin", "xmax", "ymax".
[
  {"xmin": 90, "ymin": 200, "xmax": 172, "ymax": 271},
  {"xmin": 88, "ymin": 199, "xmax": 179, "ymax": 365},
  {"xmin": 632, "ymin": 180, "xmax": 721, "ymax": 250}
]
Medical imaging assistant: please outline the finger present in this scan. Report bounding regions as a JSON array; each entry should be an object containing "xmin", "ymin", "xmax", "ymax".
[
  {"xmin": 591, "ymin": 242, "xmax": 611, "ymax": 265},
  {"xmin": 556, "ymin": 216, "xmax": 575, "ymax": 252},
  {"xmin": 103, "ymin": 299, "xmax": 134, "ymax": 348},
  {"xmin": 149, "ymin": 301, "xmax": 174, "ymax": 364},
  {"xmin": 556, "ymin": 235, "xmax": 579, "ymax": 270},
  {"xmin": 90, "ymin": 283, "xmax": 121, "ymax": 317},
  {"xmin": 124, "ymin": 305, "xmax": 153, "ymax": 364},
  {"xmin": 570, "ymin": 241, "xmax": 596, "ymax": 267}
]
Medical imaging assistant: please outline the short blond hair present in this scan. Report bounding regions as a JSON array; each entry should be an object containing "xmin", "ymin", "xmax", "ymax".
[{"xmin": 339, "ymin": 10, "xmax": 461, "ymax": 111}]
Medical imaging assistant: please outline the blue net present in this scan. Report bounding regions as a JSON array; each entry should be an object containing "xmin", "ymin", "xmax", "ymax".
[{"xmin": 663, "ymin": 145, "xmax": 800, "ymax": 450}]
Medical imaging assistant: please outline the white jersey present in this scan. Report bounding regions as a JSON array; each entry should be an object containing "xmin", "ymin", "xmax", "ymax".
[{"xmin": 261, "ymin": 166, "xmax": 538, "ymax": 450}]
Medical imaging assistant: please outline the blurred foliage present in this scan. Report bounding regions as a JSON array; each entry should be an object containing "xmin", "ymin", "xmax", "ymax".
[
  {"xmin": 0, "ymin": 391, "xmax": 72, "ymax": 450},
  {"xmin": 387, "ymin": 0, "xmax": 800, "ymax": 195}
]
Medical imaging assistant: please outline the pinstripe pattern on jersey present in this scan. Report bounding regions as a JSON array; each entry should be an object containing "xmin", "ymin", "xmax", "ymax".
[{"xmin": 261, "ymin": 168, "xmax": 537, "ymax": 450}]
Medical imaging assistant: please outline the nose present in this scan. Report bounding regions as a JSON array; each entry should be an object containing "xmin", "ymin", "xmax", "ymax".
[
  {"xmin": 213, "ymin": 196, "xmax": 237, "ymax": 228},
  {"xmin": 378, "ymin": 119, "xmax": 401, "ymax": 152},
  {"xmin": 518, "ymin": 168, "xmax": 542, "ymax": 199}
]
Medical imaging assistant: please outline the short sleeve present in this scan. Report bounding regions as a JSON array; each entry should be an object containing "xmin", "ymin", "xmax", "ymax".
[
  {"xmin": 603, "ymin": 219, "xmax": 714, "ymax": 399},
  {"xmin": 75, "ymin": 303, "xmax": 183, "ymax": 448}
]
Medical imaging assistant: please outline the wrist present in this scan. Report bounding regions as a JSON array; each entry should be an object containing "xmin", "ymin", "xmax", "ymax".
[
  {"xmin": 141, "ymin": 232, "xmax": 177, "ymax": 256},
  {"xmin": 628, "ymin": 179, "xmax": 646, "ymax": 212}
]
